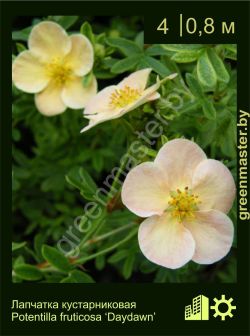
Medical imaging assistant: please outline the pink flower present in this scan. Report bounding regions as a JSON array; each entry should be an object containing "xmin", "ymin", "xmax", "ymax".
[{"xmin": 121, "ymin": 139, "xmax": 236, "ymax": 269}]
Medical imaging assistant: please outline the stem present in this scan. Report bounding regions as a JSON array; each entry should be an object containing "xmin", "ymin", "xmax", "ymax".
[
  {"xmin": 39, "ymin": 267, "xmax": 63, "ymax": 273},
  {"xmin": 82, "ymin": 222, "xmax": 137, "ymax": 248},
  {"xmin": 87, "ymin": 218, "xmax": 105, "ymax": 241},
  {"xmin": 73, "ymin": 227, "xmax": 138, "ymax": 265},
  {"xmin": 35, "ymin": 223, "xmax": 137, "ymax": 273},
  {"xmin": 75, "ymin": 211, "xmax": 107, "ymax": 252},
  {"xmin": 106, "ymin": 156, "xmax": 128, "ymax": 201}
]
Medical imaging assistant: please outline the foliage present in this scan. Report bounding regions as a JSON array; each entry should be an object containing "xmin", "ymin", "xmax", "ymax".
[{"xmin": 12, "ymin": 16, "xmax": 237, "ymax": 283}]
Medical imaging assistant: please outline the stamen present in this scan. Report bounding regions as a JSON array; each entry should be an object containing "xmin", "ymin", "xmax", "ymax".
[
  {"xmin": 109, "ymin": 85, "xmax": 141, "ymax": 108},
  {"xmin": 167, "ymin": 186, "xmax": 201, "ymax": 222},
  {"xmin": 46, "ymin": 58, "xmax": 72, "ymax": 86}
]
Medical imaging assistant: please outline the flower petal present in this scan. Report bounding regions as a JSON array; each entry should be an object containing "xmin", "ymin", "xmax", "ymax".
[
  {"xmin": 118, "ymin": 68, "xmax": 152, "ymax": 91},
  {"xmin": 81, "ymin": 86, "xmax": 124, "ymax": 132},
  {"xmin": 124, "ymin": 82, "xmax": 161, "ymax": 113},
  {"xmin": 133, "ymin": 72, "xmax": 177, "ymax": 100},
  {"xmin": 154, "ymin": 139, "xmax": 207, "ymax": 190},
  {"xmin": 147, "ymin": 92, "xmax": 161, "ymax": 101},
  {"xmin": 61, "ymin": 76, "xmax": 97, "ymax": 109},
  {"xmin": 80, "ymin": 112, "xmax": 122, "ymax": 133},
  {"xmin": 35, "ymin": 81, "xmax": 66, "ymax": 116},
  {"xmin": 184, "ymin": 210, "xmax": 234, "ymax": 264},
  {"xmin": 64, "ymin": 34, "xmax": 94, "ymax": 77},
  {"xmin": 83, "ymin": 86, "xmax": 119, "ymax": 117},
  {"xmin": 121, "ymin": 162, "xmax": 169, "ymax": 217},
  {"xmin": 80, "ymin": 120, "xmax": 100, "ymax": 133},
  {"xmin": 12, "ymin": 51, "xmax": 49, "ymax": 93},
  {"xmin": 28, "ymin": 21, "xmax": 71, "ymax": 62},
  {"xmin": 113, "ymin": 73, "xmax": 177, "ymax": 116},
  {"xmin": 192, "ymin": 159, "xmax": 236, "ymax": 213},
  {"xmin": 138, "ymin": 212, "xmax": 195, "ymax": 269}
]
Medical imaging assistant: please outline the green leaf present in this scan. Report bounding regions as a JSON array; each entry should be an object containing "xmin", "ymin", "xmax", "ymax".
[
  {"xmin": 197, "ymin": 50, "xmax": 217, "ymax": 89},
  {"xmin": 41, "ymin": 174, "xmax": 64, "ymax": 192},
  {"xmin": 50, "ymin": 16, "xmax": 78, "ymax": 29},
  {"xmin": 12, "ymin": 27, "xmax": 32, "ymax": 41},
  {"xmin": 197, "ymin": 119, "xmax": 216, "ymax": 147},
  {"xmin": 171, "ymin": 50, "xmax": 201, "ymax": 63},
  {"xmin": 219, "ymin": 118, "xmax": 236, "ymax": 158},
  {"xmin": 139, "ymin": 56, "xmax": 170, "ymax": 77},
  {"xmin": 224, "ymin": 44, "xmax": 237, "ymax": 54},
  {"xmin": 13, "ymin": 255, "xmax": 25, "ymax": 268},
  {"xmin": 161, "ymin": 135, "xmax": 169, "ymax": 145},
  {"xmin": 92, "ymin": 154, "xmax": 104, "ymax": 172},
  {"xmin": 44, "ymin": 274, "xmax": 65, "ymax": 283},
  {"xmin": 80, "ymin": 22, "xmax": 95, "ymax": 45},
  {"xmin": 145, "ymin": 44, "xmax": 168, "ymax": 56},
  {"xmin": 94, "ymin": 43, "xmax": 105, "ymax": 58},
  {"xmin": 94, "ymin": 69, "xmax": 117, "ymax": 79},
  {"xmin": 201, "ymin": 99, "xmax": 216, "ymax": 120},
  {"xmin": 134, "ymin": 31, "xmax": 144, "ymax": 49},
  {"xmin": 185, "ymin": 73, "xmax": 204, "ymax": 98},
  {"xmin": 154, "ymin": 269, "xmax": 171, "ymax": 283},
  {"xmin": 60, "ymin": 270, "xmax": 95, "ymax": 283},
  {"xmin": 224, "ymin": 50, "xmax": 237, "ymax": 61},
  {"xmin": 42, "ymin": 245, "xmax": 72, "ymax": 272},
  {"xmin": 96, "ymin": 33, "xmax": 106, "ymax": 44},
  {"xmin": 14, "ymin": 264, "xmax": 43, "ymax": 281},
  {"xmin": 16, "ymin": 43, "xmax": 26, "ymax": 53},
  {"xmin": 108, "ymin": 250, "xmax": 128, "ymax": 264},
  {"xmin": 140, "ymin": 259, "xmax": 157, "ymax": 274},
  {"xmin": 82, "ymin": 72, "xmax": 94, "ymax": 88},
  {"xmin": 66, "ymin": 166, "xmax": 97, "ymax": 201},
  {"xmin": 79, "ymin": 167, "xmax": 98, "ymax": 192},
  {"xmin": 208, "ymin": 49, "xmax": 230, "ymax": 83},
  {"xmin": 106, "ymin": 37, "xmax": 142, "ymax": 57},
  {"xmin": 95, "ymin": 255, "xmax": 105, "ymax": 270},
  {"xmin": 12, "ymin": 241, "xmax": 26, "ymax": 251},
  {"xmin": 162, "ymin": 44, "xmax": 204, "ymax": 52},
  {"xmin": 122, "ymin": 254, "xmax": 135, "ymax": 280},
  {"xmin": 12, "ymin": 129, "xmax": 21, "ymax": 141},
  {"xmin": 102, "ymin": 57, "xmax": 119, "ymax": 69},
  {"xmin": 111, "ymin": 55, "xmax": 140, "ymax": 74},
  {"xmin": 34, "ymin": 233, "xmax": 46, "ymax": 261}
]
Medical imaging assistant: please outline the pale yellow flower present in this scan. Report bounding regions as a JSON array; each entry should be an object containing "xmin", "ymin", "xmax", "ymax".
[
  {"xmin": 81, "ymin": 68, "xmax": 177, "ymax": 132},
  {"xmin": 122, "ymin": 139, "xmax": 236, "ymax": 269},
  {"xmin": 12, "ymin": 21, "xmax": 97, "ymax": 116}
]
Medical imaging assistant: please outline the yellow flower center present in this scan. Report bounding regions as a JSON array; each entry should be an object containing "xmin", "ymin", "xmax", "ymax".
[
  {"xmin": 109, "ymin": 85, "xmax": 141, "ymax": 108},
  {"xmin": 46, "ymin": 58, "xmax": 72, "ymax": 86},
  {"xmin": 168, "ymin": 187, "xmax": 200, "ymax": 221}
]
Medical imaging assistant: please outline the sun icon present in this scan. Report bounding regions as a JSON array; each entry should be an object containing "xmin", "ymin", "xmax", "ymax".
[{"xmin": 211, "ymin": 295, "xmax": 236, "ymax": 321}]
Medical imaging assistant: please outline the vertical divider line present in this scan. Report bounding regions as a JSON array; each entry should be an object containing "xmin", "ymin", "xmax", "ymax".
[{"xmin": 180, "ymin": 13, "xmax": 183, "ymax": 37}]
